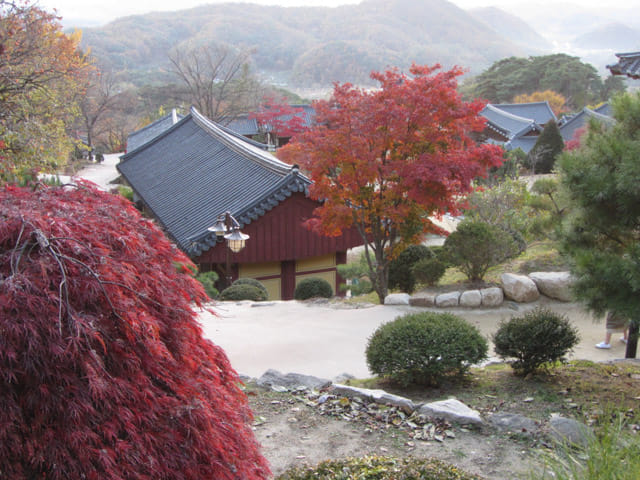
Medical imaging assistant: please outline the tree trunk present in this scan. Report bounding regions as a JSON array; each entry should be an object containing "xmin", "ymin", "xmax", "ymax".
[{"xmin": 625, "ymin": 318, "xmax": 638, "ymax": 359}]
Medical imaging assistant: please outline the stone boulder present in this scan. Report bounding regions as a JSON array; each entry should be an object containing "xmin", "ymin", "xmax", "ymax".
[
  {"xmin": 409, "ymin": 292, "xmax": 436, "ymax": 307},
  {"xmin": 529, "ymin": 272, "xmax": 573, "ymax": 302},
  {"xmin": 548, "ymin": 414, "xmax": 594, "ymax": 447},
  {"xmin": 435, "ymin": 291, "xmax": 460, "ymax": 307},
  {"xmin": 256, "ymin": 369, "xmax": 331, "ymax": 391},
  {"xmin": 384, "ymin": 293, "xmax": 411, "ymax": 305},
  {"xmin": 460, "ymin": 290, "xmax": 482, "ymax": 307},
  {"xmin": 417, "ymin": 398, "xmax": 484, "ymax": 426},
  {"xmin": 501, "ymin": 273, "xmax": 540, "ymax": 303},
  {"xmin": 488, "ymin": 412, "xmax": 539, "ymax": 437},
  {"xmin": 481, "ymin": 287, "xmax": 504, "ymax": 307},
  {"xmin": 331, "ymin": 384, "xmax": 417, "ymax": 414}
]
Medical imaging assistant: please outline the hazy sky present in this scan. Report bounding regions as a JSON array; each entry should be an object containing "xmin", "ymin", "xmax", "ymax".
[{"xmin": 37, "ymin": 0, "xmax": 639, "ymax": 28}]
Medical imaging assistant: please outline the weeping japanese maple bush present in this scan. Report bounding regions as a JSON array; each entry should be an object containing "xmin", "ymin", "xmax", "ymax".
[
  {"xmin": 0, "ymin": 183, "xmax": 269, "ymax": 479},
  {"xmin": 279, "ymin": 63, "xmax": 503, "ymax": 303}
]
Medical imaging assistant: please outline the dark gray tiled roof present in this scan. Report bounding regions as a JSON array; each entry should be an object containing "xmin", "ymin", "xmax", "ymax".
[
  {"xmin": 126, "ymin": 110, "xmax": 184, "ymax": 153},
  {"xmin": 490, "ymin": 101, "xmax": 556, "ymax": 125},
  {"xmin": 223, "ymin": 115, "xmax": 260, "ymax": 136},
  {"xmin": 480, "ymin": 104, "xmax": 542, "ymax": 139},
  {"xmin": 118, "ymin": 107, "xmax": 310, "ymax": 257},
  {"xmin": 608, "ymin": 51, "xmax": 640, "ymax": 79},
  {"xmin": 558, "ymin": 106, "xmax": 615, "ymax": 142},
  {"xmin": 505, "ymin": 135, "xmax": 538, "ymax": 153}
]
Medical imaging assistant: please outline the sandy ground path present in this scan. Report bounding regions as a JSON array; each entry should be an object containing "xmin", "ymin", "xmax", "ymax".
[{"xmin": 198, "ymin": 298, "xmax": 626, "ymax": 380}]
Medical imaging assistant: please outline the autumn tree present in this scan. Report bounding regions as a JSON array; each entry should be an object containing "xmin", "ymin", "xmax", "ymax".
[
  {"xmin": 513, "ymin": 90, "xmax": 566, "ymax": 116},
  {"xmin": 558, "ymin": 91, "xmax": 640, "ymax": 358},
  {"xmin": 249, "ymin": 96, "xmax": 308, "ymax": 147},
  {"xmin": 279, "ymin": 64, "xmax": 503, "ymax": 302},
  {"xmin": 0, "ymin": 1, "xmax": 90, "ymax": 183},
  {"xmin": 78, "ymin": 65, "xmax": 122, "ymax": 157},
  {"xmin": 169, "ymin": 42, "xmax": 262, "ymax": 121},
  {"xmin": 0, "ymin": 183, "xmax": 270, "ymax": 478}
]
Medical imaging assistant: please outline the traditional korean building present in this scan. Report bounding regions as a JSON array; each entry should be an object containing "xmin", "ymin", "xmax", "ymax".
[
  {"xmin": 117, "ymin": 106, "xmax": 361, "ymax": 300},
  {"xmin": 607, "ymin": 51, "xmax": 640, "ymax": 79},
  {"xmin": 126, "ymin": 109, "xmax": 184, "ymax": 153},
  {"xmin": 558, "ymin": 104, "xmax": 614, "ymax": 143},
  {"xmin": 479, "ymin": 101, "xmax": 556, "ymax": 153}
]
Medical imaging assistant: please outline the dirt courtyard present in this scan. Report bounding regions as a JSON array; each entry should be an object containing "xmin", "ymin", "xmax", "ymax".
[{"xmin": 198, "ymin": 298, "xmax": 627, "ymax": 381}]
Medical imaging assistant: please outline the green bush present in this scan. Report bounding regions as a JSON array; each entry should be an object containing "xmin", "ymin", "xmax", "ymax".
[
  {"xmin": 232, "ymin": 277, "xmax": 268, "ymax": 298},
  {"xmin": 411, "ymin": 256, "xmax": 446, "ymax": 286},
  {"xmin": 493, "ymin": 307, "xmax": 580, "ymax": 375},
  {"xmin": 195, "ymin": 271, "xmax": 219, "ymax": 300},
  {"xmin": 277, "ymin": 455, "xmax": 484, "ymax": 480},
  {"xmin": 388, "ymin": 244, "xmax": 431, "ymax": 293},
  {"xmin": 444, "ymin": 220, "xmax": 519, "ymax": 282},
  {"xmin": 118, "ymin": 185, "xmax": 134, "ymax": 202},
  {"xmin": 219, "ymin": 284, "xmax": 267, "ymax": 302},
  {"xmin": 294, "ymin": 277, "xmax": 333, "ymax": 300},
  {"xmin": 337, "ymin": 252, "xmax": 372, "ymax": 296},
  {"xmin": 366, "ymin": 312, "xmax": 488, "ymax": 386}
]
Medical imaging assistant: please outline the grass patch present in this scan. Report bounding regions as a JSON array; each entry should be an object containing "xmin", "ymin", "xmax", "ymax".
[
  {"xmin": 436, "ymin": 241, "xmax": 568, "ymax": 288},
  {"xmin": 345, "ymin": 361, "xmax": 640, "ymax": 426}
]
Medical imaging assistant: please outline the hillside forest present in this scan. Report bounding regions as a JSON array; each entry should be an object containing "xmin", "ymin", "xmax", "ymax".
[{"xmin": 0, "ymin": 0, "xmax": 629, "ymax": 181}]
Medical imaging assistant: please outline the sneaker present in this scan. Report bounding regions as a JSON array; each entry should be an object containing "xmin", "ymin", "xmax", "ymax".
[
  {"xmin": 621, "ymin": 337, "xmax": 628, "ymax": 344},
  {"xmin": 595, "ymin": 342, "xmax": 611, "ymax": 349}
]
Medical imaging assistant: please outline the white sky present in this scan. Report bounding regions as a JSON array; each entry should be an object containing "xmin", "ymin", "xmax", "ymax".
[{"xmin": 37, "ymin": 0, "xmax": 640, "ymax": 28}]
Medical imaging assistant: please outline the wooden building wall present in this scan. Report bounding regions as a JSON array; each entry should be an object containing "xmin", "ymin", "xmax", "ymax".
[{"xmin": 195, "ymin": 192, "xmax": 361, "ymax": 300}]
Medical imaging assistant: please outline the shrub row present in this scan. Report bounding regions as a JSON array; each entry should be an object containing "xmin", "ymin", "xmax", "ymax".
[{"xmin": 366, "ymin": 307, "xmax": 580, "ymax": 385}]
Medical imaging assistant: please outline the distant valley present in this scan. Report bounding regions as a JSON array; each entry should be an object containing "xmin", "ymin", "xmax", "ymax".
[{"xmin": 75, "ymin": 0, "xmax": 640, "ymax": 95}]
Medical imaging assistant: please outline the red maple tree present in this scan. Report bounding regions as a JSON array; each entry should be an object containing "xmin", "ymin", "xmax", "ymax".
[
  {"xmin": 279, "ymin": 64, "xmax": 503, "ymax": 302},
  {"xmin": 0, "ymin": 183, "xmax": 269, "ymax": 479},
  {"xmin": 249, "ymin": 96, "xmax": 307, "ymax": 147}
]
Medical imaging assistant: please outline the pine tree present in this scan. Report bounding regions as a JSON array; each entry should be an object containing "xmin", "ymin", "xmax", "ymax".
[{"xmin": 528, "ymin": 120, "xmax": 564, "ymax": 173}]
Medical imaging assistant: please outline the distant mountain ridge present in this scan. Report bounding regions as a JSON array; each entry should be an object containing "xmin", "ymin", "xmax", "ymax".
[
  {"xmin": 469, "ymin": 7, "xmax": 552, "ymax": 51},
  {"xmin": 79, "ymin": 0, "xmax": 527, "ymax": 90}
]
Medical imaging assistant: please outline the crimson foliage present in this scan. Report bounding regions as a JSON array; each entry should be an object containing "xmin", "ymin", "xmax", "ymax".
[{"xmin": 0, "ymin": 183, "xmax": 269, "ymax": 479}]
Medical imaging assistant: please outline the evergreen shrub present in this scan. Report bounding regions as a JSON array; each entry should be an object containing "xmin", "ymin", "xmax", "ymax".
[
  {"xmin": 366, "ymin": 312, "xmax": 488, "ymax": 386},
  {"xmin": 411, "ymin": 256, "xmax": 446, "ymax": 286},
  {"xmin": 196, "ymin": 271, "xmax": 219, "ymax": 299},
  {"xmin": 219, "ymin": 284, "xmax": 267, "ymax": 302},
  {"xmin": 388, "ymin": 244, "xmax": 431, "ymax": 293},
  {"xmin": 233, "ymin": 277, "xmax": 268, "ymax": 298},
  {"xmin": 493, "ymin": 307, "xmax": 580, "ymax": 375},
  {"xmin": 444, "ymin": 220, "xmax": 518, "ymax": 282},
  {"xmin": 277, "ymin": 455, "xmax": 483, "ymax": 480},
  {"xmin": 294, "ymin": 277, "xmax": 333, "ymax": 300}
]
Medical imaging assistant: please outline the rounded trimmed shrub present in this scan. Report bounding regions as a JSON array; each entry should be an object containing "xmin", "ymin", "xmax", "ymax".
[
  {"xmin": 388, "ymin": 244, "xmax": 431, "ymax": 293},
  {"xmin": 196, "ymin": 271, "xmax": 219, "ymax": 300},
  {"xmin": 294, "ymin": 277, "xmax": 333, "ymax": 300},
  {"xmin": 277, "ymin": 455, "xmax": 483, "ymax": 480},
  {"xmin": 219, "ymin": 284, "xmax": 267, "ymax": 301},
  {"xmin": 444, "ymin": 220, "xmax": 519, "ymax": 282},
  {"xmin": 411, "ymin": 256, "xmax": 446, "ymax": 286},
  {"xmin": 233, "ymin": 277, "xmax": 268, "ymax": 298},
  {"xmin": 366, "ymin": 312, "xmax": 488, "ymax": 386},
  {"xmin": 493, "ymin": 307, "xmax": 580, "ymax": 375}
]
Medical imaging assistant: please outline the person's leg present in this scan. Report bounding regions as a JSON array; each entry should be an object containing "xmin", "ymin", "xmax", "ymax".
[{"xmin": 596, "ymin": 331, "xmax": 613, "ymax": 348}]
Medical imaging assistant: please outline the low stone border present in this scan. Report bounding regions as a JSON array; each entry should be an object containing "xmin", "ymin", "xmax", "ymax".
[{"xmin": 385, "ymin": 271, "xmax": 573, "ymax": 308}]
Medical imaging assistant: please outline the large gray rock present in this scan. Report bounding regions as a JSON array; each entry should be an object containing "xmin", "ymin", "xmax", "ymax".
[
  {"xmin": 480, "ymin": 287, "xmax": 503, "ymax": 307},
  {"xmin": 384, "ymin": 293, "xmax": 411, "ymax": 305},
  {"xmin": 489, "ymin": 412, "xmax": 539, "ymax": 437},
  {"xmin": 409, "ymin": 293, "xmax": 436, "ymax": 307},
  {"xmin": 548, "ymin": 414, "xmax": 594, "ymax": 447},
  {"xmin": 256, "ymin": 369, "xmax": 331, "ymax": 391},
  {"xmin": 435, "ymin": 291, "xmax": 460, "ymax": 307},
  {"xmin": 501, "ymin": 273, "xmax": 540, "ymax": 303},
  {"xmin": 417, "ymin": 398, "xmax": 484, "ymax": 426},
  {"xmin": 529, "ymin": 272, "xmax": 573, "ymax": 302},
  {"xmin": 331, "ymin": 384, "xmax": 417, "ymax": 413},
  {"xmin": 460, "ymin": 290, "xmax": 482, "ymax": 307}
]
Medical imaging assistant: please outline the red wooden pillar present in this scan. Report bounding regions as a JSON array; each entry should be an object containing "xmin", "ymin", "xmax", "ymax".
[{"xmin": 281, "ymin": 260, "xmax": 296, "ymax": 300}]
